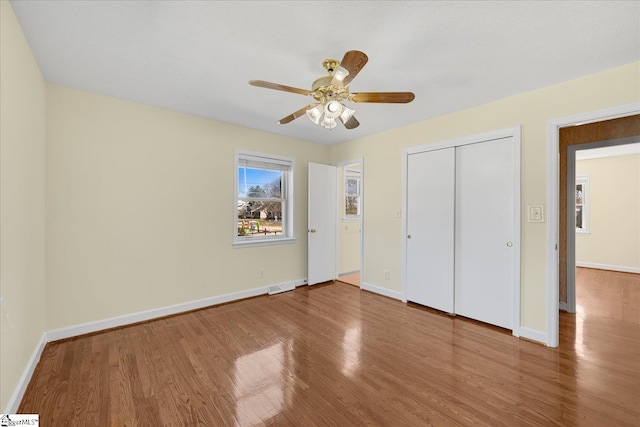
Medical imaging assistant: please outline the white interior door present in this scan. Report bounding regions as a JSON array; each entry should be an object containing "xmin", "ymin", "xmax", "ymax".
[
  {"xmin": 308, "ymin": 163, "xmax": 337, "ymax": 285},
  {"xmin": 406, "ymin": 148, "xmax": 456, "ymax": 312},
  {"xmin": 454, "ymin": 137, "xmax": 516, "ymax": 329}
]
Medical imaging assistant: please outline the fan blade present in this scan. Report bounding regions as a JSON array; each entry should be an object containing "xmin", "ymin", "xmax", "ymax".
[
  {"xmin": 350, "ymin": 92, "xmax": 415, "ymax": 103},
  {"xmin": 278, "ymin": 104, "xmax": 316, "ymax": 124},
  {"xmin": 249, "ymin": 80, "xmax": 312, "ymax": 96},
  {"xmin": 340, "ymin": 115, "xmax": 360, "ymax": 130},
  {"xmin": 332, "ymin": 50, "xmax": 368, "ymax": 88}
]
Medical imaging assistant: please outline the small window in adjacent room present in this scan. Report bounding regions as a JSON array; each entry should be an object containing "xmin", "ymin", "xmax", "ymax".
[
  {"xmin": 235, "ymin": 150, "xmax": 295, "ymax": 246},
  {"xmin": 344, "ymin": 167, "xmax": 361, "ymax": 219},
  {"xmin": 575, "ymin": 175, "xmax": 589, "ymax": 234}
]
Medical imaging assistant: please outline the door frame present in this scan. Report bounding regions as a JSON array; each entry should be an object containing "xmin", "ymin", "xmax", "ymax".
[
  {"xmin": 333, "ymin": 158, "xmax": 364, "ymax": 288},
  {"xmin": 545, "ymin": 102, "xmax": 640, "ymax": 347},
  {"xmin": 402, "ymin": 126, "xmax": 522, "ymax": 336}
]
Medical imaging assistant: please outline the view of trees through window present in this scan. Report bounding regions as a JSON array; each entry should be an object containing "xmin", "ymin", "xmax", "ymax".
[
  {"xmin": 575, "ymin": 175, "xmax": 588, "ymax": 233},
  {"xmin": 576, "ymin": 183, "xmax": 584, "ymax": 229},
  {"xmin": 237, "ymin": 167, "xmax": 284, "ymax": 237},
  {"xmin": 346, "ymin": 178, "xmax": 359, "ymax": 216},
  {"xmin": 344, "ymin": 167, "xmax": 360, "ymax": 218}
]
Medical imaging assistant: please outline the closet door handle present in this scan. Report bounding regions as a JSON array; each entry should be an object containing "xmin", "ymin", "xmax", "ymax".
[
  {"xmin": 506, "ymin": 242, "xmax": 513, "ymax": 247},
  {"xmin": 407, "ymin": 235, "xmax": 412, "ymax": 239}
]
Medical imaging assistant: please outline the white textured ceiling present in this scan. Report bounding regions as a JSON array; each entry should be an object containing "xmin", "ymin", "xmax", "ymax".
[{"xmin": 10, "ymin": 1, "xmax": 640, "ymax": 145}]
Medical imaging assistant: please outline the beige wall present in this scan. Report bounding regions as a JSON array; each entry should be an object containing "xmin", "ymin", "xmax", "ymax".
[
  {"xmin": 330, "ymin": 62, "xmax": 640, "ymax": 333},
  {"xmin": 0, "ymin": 1, "xmax": 47, "ymax": 410},
  {"xmin": 576, "ymin": 154, "xmax": 640, "ymax": 269},
  {"xmin": 338, "ymin": 165, "xmax": 361, "ymax": 275},
  {"xmin": 45, "ymin": 85, "xmax": 329, "ymax": 330}
]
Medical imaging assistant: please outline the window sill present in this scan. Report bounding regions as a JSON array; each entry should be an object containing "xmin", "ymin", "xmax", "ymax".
[{"xmin": 233, "ymin": 237, "xmax": 297, "ymax": 249}]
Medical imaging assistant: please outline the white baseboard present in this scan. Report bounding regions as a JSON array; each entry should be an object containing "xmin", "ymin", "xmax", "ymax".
[
  {"xmin": 9, "ymin": 280, "xmax": 317, "ymax": 412},
  {"xmin": 3, "ymin": 333, "xmax": 47, "ymax": 414},
  {"xmin": 576, "ymin": 261, "xmax": 640, "ymax": 274},
  {"xmin": 338, "ymin": 270, "xmax": 360, "ymax": 276},
  {"xmin": 519, "ymin": 327, "xmax": 547, "ymax": 346},
  {"xmin": 47, "ymin": 284, "xmax": 270, "ymax": 342},
  {"xmin": 360, "ymin": 282, "xmax": 403, "ymax": 300}
]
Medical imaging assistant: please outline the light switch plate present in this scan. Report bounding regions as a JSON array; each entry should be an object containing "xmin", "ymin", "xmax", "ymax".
[{"xmin": 528, "ymin": 205, "xmax": 544, "ymax": 223}]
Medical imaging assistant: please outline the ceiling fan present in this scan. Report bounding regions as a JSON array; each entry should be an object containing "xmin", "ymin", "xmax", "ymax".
[{"xmin": 249, "ymin": 50, "xmax": 415, "ymax": 130}]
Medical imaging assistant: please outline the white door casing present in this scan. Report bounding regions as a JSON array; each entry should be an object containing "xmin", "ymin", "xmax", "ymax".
[
  {"xmin": 406, "ymin": 148, "xmax": 456, "ymax": 313},
  {"xmin": 308, "ymin": 162, "xmax": 337, "ymax": 285}
]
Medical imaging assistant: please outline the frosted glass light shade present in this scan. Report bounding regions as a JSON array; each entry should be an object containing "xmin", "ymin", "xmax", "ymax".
[
  {"xmin": 307, "ymin": 101, "xmax": 350, "ymax": 129},
  {"xmin": 321, "ymin": 116, "xmax": 337, "ymax": 129},
  {"xmin": 306, "ymin": 104, "xmax": 323, "ymax": 125},
  {"xmin": 340, "ymin": 106, "xmax": 355, "ymax": 122},
  {"xmin": 324, "ymin": 100, "xmax": 343, "ymax": 119},
  {"xmin": 333, "ymin": 66, "xmax": 349, "ymax": 83}
]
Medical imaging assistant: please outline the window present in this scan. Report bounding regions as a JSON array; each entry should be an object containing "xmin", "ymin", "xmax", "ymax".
[
  {"xmin": 235, "ymin": 150, "xmax": 294, "ymax": 246},
  {"xmin": 344, "ymin": 167, "xmax": 361, "ymax": 219},
  {"xmin": 575, "ymin": 175, "xmax": 589, "ymax": 234}
]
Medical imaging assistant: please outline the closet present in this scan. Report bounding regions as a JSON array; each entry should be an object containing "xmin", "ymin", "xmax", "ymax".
[{"xmin": 404, "ymin": 131, "xmax": 519, "ymax": 331}]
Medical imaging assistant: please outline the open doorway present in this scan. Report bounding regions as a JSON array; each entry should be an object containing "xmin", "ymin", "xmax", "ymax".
[
  {"xmin": 564, "ymin": 135, "xmax": 639, "ymax": 313},
  {"xmin": 569, "ymin": 142, "xmax": 639, "ymax": 311},
  {"xmin": 546, "ymin": 106, "xmax": 639, "ymax": 347},
  {"xmin": 336, "ymin": 160, "xmax": 363, "ymax": 287},
  {"xmin": 559, "ymin": 141, "xmax": 640, "ymax": 371}
]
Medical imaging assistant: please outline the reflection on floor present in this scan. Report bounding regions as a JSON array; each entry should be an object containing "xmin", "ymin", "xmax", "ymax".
[
  {"xmin": 573, "ymin": 266, "xmax": 639, "ymax": 324},
  {"xmin": 18, "ymin": 269, "xmax": 639, "ymax": 425},
  {"xmin": 338, "ymin": 271, "xmax": 360, "ymax": 287},
  {"xmin": 558, "ymin": 267, "xmax": 639, "ymax": 424}
]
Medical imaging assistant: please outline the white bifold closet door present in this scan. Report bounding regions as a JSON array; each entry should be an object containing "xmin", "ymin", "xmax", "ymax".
[
  {"xmin": 406, "ymin": 147, "xmax": 455, "ymax": 313},
  {"xmin": 406, "ymin": 137, "xmax": 515, "ymax": 330}
]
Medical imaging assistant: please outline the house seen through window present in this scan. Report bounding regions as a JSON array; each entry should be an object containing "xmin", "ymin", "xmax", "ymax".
[{"xmin": 236, "ymin": 151, "xmax": 294, "ymax": 245}]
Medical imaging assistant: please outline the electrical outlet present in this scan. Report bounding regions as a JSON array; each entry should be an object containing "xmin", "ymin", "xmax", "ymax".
[
  {"xmin": 384, "ymin": 269, "xmax": 390, "ymax": 280},
  {"xmin": 259, "ymin": 268, "xmax": 264, "ymax": 278}
]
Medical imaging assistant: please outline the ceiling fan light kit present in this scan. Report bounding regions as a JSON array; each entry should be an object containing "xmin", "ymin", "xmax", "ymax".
[
  {"xmin": 249, "ymin": 50, "xmax": 415, "ymax": 131},
  {"xmin": 305, "ymin": 104, "xmax": 323, "ymax": 125}
]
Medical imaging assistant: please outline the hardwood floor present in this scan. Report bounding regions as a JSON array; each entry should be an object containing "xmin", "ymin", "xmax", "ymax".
[
  {"xmin": 19, "ymin": 270, "xmax": 639, "ymax": 426},
  {"xmin": 337, "ymin": 271, "xmax": 360, "ymax": 287}
]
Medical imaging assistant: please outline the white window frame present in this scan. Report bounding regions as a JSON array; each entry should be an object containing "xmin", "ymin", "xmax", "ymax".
[
  {"xmin": 343, "ymin": 168, "xmax": 361, "ymax": 220},
  {"xmin": 234, "ymin": 150, "xmax": 295, "ymax": 247},
  {"xmin": 575, "ymin": 175, "xmax": 589, "ymax": 234}
]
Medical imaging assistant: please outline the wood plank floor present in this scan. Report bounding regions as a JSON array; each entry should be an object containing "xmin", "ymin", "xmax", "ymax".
[
  {"xmin": 337, "ymin": 271, "xmax": 360, "ymax": 287},
  {"xmin": 19, "ymin": 269, "xmax": 639, "ymax": 426}
]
